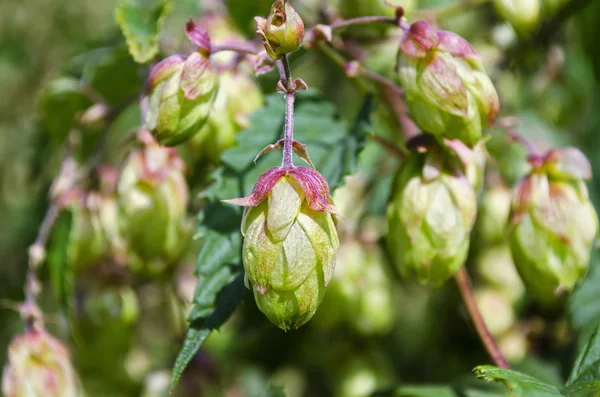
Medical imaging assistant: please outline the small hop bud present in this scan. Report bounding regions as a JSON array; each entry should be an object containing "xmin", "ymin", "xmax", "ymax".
[
  {"xmin": 118, "ymin": 134, "xmax": 192, "ymax": 276},
  {"xmin": 397, "ymin": 21, "xmax": 499, "ymax": 147},
  {"xmin": 494, "ymin": 0, "xmax": 541, "ymax": 36},
  {"xmin": 2, "ymin": 329, "xmax": 78, "ymax": 397},
  {"xmin": 476, "ymin": 184, "xmax": 513, "ymax": 244},
  {"xmin": 255, "ymin": 0, "xmax": 305, "ymax": 60},
  {"xmin": 145, "ymin": 20, "xmax": 218, "ymax": 146},
  {"xmin": 387, "ymin": 148, "xmax": 477, "ymax": 286},
  {"xmin": 508, "ymin": 148, "xmax": 598, "ymax": 304},
  {"xmin": 225, "ymin": 166, "xmax": 339, "ymax": 330}
]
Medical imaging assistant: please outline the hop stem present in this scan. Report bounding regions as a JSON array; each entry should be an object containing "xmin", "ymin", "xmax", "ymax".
[
  {"xmin": 279, "ymin": 55, "xmax": 296, "ymax": 168},
  {"xmin": 456, "ymin": 267, "xmax": 511, "ymax": 369}
]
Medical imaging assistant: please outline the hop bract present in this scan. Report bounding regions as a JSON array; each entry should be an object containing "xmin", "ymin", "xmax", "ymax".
[
  {"xmin": 225, "ymin": 167, "xmax": 339, "ymax": 330},
  {"xmin": 2, "ymin": 329, "xmax": 78, "ymax": 397},
  {"xmin": 255, "ymin": 0, "xmax": 305, "ymax": 60},
  {"xmin": 397, "ymin": 21, "xmax": 499, "ymax": 147},
  {"xmin": 508, "ymin": 148, "xmax": 598, "ymax": 304},
  {"xmin": 387, "ymin": 148, "xmax": 477, "ymax": 286},
  {"xmin": 118, "ymin": 132, "xmax": 192, "ymax": 276},
  {"xmin": 145, "ymin": 20, "xmax": 218, "ymax": 146}
]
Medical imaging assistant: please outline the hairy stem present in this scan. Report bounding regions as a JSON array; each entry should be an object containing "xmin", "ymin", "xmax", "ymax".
[
  {"xmin": 456, "ymin": 267, "xmax": 511, "ymax": 369},
  {"xmin": 279, "ymin": 55, "xmax": 295, "ymax": 168}
]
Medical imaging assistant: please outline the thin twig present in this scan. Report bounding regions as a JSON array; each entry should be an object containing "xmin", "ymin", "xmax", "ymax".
[
  {"xmin": 456, "ymin": 267, "xmax": 511, "ymax": 369},
  {"xmin": 211, "ymin": 43, "xmax": 259, "ymax": 55},
  {"xmin": 330, "ymin": 16, "xmax": 398, "ymax": 30},
  {"xmin": 279, "ymin": 55, "xmax": 296, "ymax": 169}
]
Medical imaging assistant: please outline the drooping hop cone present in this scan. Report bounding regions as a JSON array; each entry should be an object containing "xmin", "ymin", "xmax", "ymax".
[
  {"xmin": 387, "ymin": 149, "xmax": 477, "ymax": 286},
  {"xmin": 397, "ymin": 21, "xmax": 499, "ymax": 147},
  {"xmin": 225, "ymin": 167, "xmax": 339, "ymax": 330},
  {"xmin": 118, "ymin": 138, "xmax": 192, "ymax": 275},
  {"xmin": 2, "ymin": 329, "xmax": 78, "ymax": 397},
  {"xmin": 509, "ymin": 148, "xmax": 598, "ymax": 304},
  {"xmin": 145, "ymin": 21, "xmax": 218, "ymax": 146}
]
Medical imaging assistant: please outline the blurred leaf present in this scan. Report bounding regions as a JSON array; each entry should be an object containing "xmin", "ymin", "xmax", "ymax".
[
  {"xmin": 115, "ymin": 0, "xmax": 171, "ymax": 63},
  {"xmin": 47, "ymin": 209, "xmax": 74, "ymax": 314},
  {"xmin": 569, "ymin": 326, "xmax": 600, "ymax": 385},
  {"xmin": 570, "ymin": 251, "xmax": 600, "ymax": 343},
  {"xmin": 474, "ymin": 366, "xmax": 563, "ymax": 396},
  {"xmin": 562, "ymin": 381, "xmax": 600, "ymax": 397},
  {"xmin": 265, "ymin": 385, "xmax": 287, "ymax": 397},
  {"xmin": 80, "ymin": 45, "xmax": 144, "ymax": 105},
  {"xmin": 38, "ymin": 77, "xmax": 93, "ymax": 141},
  {"xmin": 170, "ymin": 91, "xmax": 372, "ymax": 391},
  {"xmin": 393, "ymin": 385, "xmax": 460, "ymax": 397},
  {"xmin": 222, "ymin": 0, "xmax": 272, "ymax": 36}
]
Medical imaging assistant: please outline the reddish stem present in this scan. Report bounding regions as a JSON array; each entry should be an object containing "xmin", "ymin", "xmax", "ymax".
[{"xmin": 456, "ymin": 267, "xmax": 511, "ymax": 369}]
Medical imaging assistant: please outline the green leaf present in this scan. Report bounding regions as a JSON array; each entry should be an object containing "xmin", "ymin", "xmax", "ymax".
[
  {"xmin": 170, "ymin": 91, "xmax": 373, "ymax": 391},
  {"xmin": 474, "ymin": 366, "xmax": 563, "ymax": 397},
  {"xmin": 569, "ymin": 326, "xmax": 600, "ymax": 385},
  {"xmin": 47, "ymin": 210, "xmax": 74, "ymax": 315},
  {"xmin": 570, "ymin": 251, "xmax": 600, "ymax": 343},
  {"xmin": 562, "ymin": 381, "xmax": 600, "ymax": 397},
  {"xmin": 115, "ymin": 0, "xmax": 171, "ymax": 63},
  {"xmin": 38, "ymin": 77, "xmax": 93, "ymax": 141}
]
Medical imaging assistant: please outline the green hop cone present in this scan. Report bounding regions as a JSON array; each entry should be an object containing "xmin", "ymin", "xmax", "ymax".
[
  {"xmin": 190, "ymin": 70, "xmax": 264, "ymax": 163},
  {"xmin": 225, "ymin": 166, "xmax": 339, "ymax": 330},
  {"xmin": 476, "ymin": 184, "xmax": 512, "ymax": 245},
  {"xmin": 397, "ymin": 21, "xmax": 499, "ymax": 147},
  {"xmin": 145, "ymin": 20, "xmax": 218, "ymax": 146},
  {"xmin": 387, "ymin": 147, "xmax": 477, "ymax": 286},
  {"xmin": 3, "ymin": 328, "xmax": 78, "ymax": 397},
  {"xmin": 329, "ymin": 240, "xmax": 394, "ymax": 336},
  {"xmin": 64, "ymin": 167, "xmax": 123, "ymax": 275},
  {"xmin": 118, "ymin": 132, "xmax": 192, "ymax": 276},
  {"xmin": 255, "ymin": 0, "xmax": 305, "ymax": 60},
  {"xmin": 494, "ymin": 0, "xmax": 541, "ymax": 36},
  {"xmin": 508, "ymin": 148, "xmax": 598, "ymax": 304}
]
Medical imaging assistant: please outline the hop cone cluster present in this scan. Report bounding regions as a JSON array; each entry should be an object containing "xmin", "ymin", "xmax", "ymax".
[
  {"xmin": 226, "ymin": 167, "xmax": 339, "ymax": 330},
  {"xmin": 509, "ymin": 148, "xmax": 598, "ymax": 304},
  {"xmin": 397, "ymin": 21, "xmax": 499, "ymax": 147},
  {"xmin": 387, "ymin": 147, "xmax": 477, "ymax": 286}
]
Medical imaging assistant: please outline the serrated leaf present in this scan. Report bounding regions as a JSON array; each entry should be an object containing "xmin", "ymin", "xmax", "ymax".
[
  {"xmin": 38, "ymin": 77, "xmax": 93, "ymax": 141},
  {"xmin": 474, "ymin": 366, "xmax": 563, "ymax": 397},
  {"xmin": 569, "ymin": 326, "xmax": 600, "ymax": 385},
  {"xmin": 171, "ymin": 91, "xmax": 373, "ymax": 391},
  {"xmin": 47, "ymin": 210, "xmax": 74, "ymax": 315},
  {"xmin": 115, "ymin": 0, "xmax": 171, "ymax": 63}
]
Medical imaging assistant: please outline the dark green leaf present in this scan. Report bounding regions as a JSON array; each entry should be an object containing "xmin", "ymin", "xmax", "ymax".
[
  {"xmin": 569, "ymin": 326, "xmax": 600, "ymax": 385},
  {"xmin": 115, "ymin": 0, "xmax": 171, "ymax": 63},
  {"xmin": 38, "ymin": 77, "xmax": 93, "ymax": 141},
  {"xmin": 474, "ymin": 366, "xmax": 563, "ymax": 397},
  {"xmin": 47, "ymin": 210, "xmax": 74, "ymax": 315}
]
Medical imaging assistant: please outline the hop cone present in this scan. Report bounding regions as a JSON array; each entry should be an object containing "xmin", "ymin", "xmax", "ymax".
[
  {"xmin": 509, "ymin": 148, "xmax": 598, "ymax": 304},
  {"xmin": 226, "ymin": 167, "xmax": 339, "ymax": 330},
  {"xmin": 397, "ymin": 21, "xmax": 499, "ymax": 147},
  {"xmin": 3, "ymin": 329, "xmax": 78, "ymax": 397},
  {"xmin": 387, "ymin": 148, "xmax": 477, "ymax": 286}
]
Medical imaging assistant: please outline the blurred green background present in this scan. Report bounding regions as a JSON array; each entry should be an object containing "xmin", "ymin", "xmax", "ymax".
[{"xmin": 3, "ymin": 0, "xmax": 600, "ymax": 396}]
